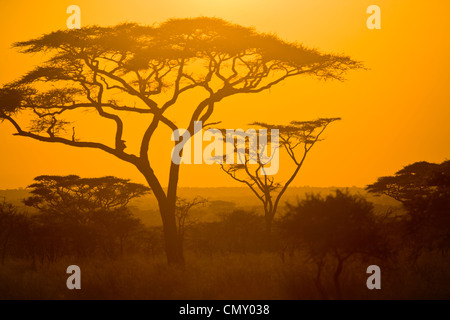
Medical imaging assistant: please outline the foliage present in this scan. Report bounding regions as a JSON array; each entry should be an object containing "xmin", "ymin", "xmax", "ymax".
[
  {"xmin": 367, "ymin": 160, "xmax": 450, "ymax": 255},
  {"xmin": 220, "ymin": 118, "xmax": 340, "ymax": 233},
  {"xmin": 12, "ymin": 175, "xmax": 151, "ymax": 261},
  {"xmin": 24, "ymin": 175, "xmax": 150, "ymax": 222},
  {"xmin": 191, "ymin": 210, "xmax": 266, "ymax": 254},
  {"xmin": 175, "ymin": 196, "xmax": 207, "ymax": 248},
  {"xmin": 279, "ymin": 190, "xmax": 390, "ymax": 298}
]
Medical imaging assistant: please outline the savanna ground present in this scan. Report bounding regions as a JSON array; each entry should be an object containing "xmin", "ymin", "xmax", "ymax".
[
  {"xmin": 1, "ymin": 178, "xmax": 449, "ymax": 300},
  {"xmin": 1, "ymin": 250, "xmax": 449, "ymax": 300}
]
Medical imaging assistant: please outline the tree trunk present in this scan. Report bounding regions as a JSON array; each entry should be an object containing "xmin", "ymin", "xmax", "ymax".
[
  {"xmin": 159, "ymin": 200, "xmax": 185, "ymax": 267},
  {"xmin": 315, "ymin": 259, "xmax": 327, "ymax": 299},
  {"xmin": 265, "ymin": 214, "xmax": 273, "ymax": 235},
  {"xmin": 139, "ymin": 163, "xmax": 185, "ymax": 267},
  {"xmin": 1, "ymin": 235, "xmax": 10, "ymax": 265},
  {"xmin": 264, "ymin": 210, "xmax": 275, "ymax": 250},
  {"xmin": 333, "ymin": 257, "xmax": 344, "ymax": 300}
]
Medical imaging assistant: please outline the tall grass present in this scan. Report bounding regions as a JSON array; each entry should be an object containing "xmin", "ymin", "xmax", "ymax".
[{"xmin": 1, "ymin": 251, "xmax": 449, "ymax": 300}]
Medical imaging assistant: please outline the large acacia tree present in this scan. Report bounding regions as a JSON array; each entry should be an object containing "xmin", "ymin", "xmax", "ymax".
[{"xmin": 0, "ymin": 17, "xmax": 361, "ymax": 265}]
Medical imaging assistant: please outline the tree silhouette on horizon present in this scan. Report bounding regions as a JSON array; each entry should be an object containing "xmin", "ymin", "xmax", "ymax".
[
  {"xmin": 367, "ymin": 160, "xmax": 450, "ymax": 255},
  {"xmin": 24, "ymin": 175, "xmax": 150, "ymax": 222},
  {"xmin": 0, "ymin": 17, "xmax": 362, "ymax": 265},
  {"xmin": 219, "ymin": 118, "xmax": 340, "ymax": 235},
  {"xmin": 280, "ymin": 190, "xmax": 390, "ymax": 299}
]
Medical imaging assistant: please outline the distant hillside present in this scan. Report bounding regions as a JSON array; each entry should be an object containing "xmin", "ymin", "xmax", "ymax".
[
  {"xmin": 0, "ymin": 189, "xmax": 30, "ymax": 207},
  {"xmin": 0, "ymin": 187, "xmax": 402, "ymax": 227},
  {"xmin": 130, "ymin": 186, "xmax": 400, "ymax": 209},
  {"xmin": 128, "ymin": 186, "xmax": 402, "ymax": 226}
]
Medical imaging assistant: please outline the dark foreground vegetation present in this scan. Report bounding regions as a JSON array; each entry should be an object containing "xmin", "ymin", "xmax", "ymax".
[{"xmin": 0, "ymin": 160, "xmax": 449, "ymax": 299}]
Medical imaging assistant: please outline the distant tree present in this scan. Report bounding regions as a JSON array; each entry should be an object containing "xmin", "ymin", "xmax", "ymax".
[
  {"xmin": 0, "ymin": 17, "xmax": 362, "ymax": 265},
  {"xmin": 220, "ymin": 118, "xmax": 340, "ymax": 235},
  {"xmin": 23, "ymin": 175, "xmax": 149, "ymax": 259},
  {"xmin": 24, "ymin": 175, "xmax": 150, "ymax": 223},
  {"xmin": 191, "ymin": 210, "xmax": 266, "ymax": 254},
  {"xmin": 280, "ymin": 190, "xmax": 390, "ymax": 299},
  {"xmin": 367, "ymin": 160, "xmax": 450, "ymax": 255},
  {"xmin": 0, "ymin": 200, "xmax": 28, "ymax": 264},
  {"xmin": 218, "ymin": 210, "xmax": 266, "ymax": 253},
  {"xmin": 366, "ymin": 161, "xmax": 440, "ymax": 206},
  {"xmin": 175, "ymin": 196, "xmax": 207, "ymax": 250}
]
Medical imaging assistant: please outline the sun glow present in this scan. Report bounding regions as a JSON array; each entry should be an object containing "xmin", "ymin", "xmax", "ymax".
[{"xmin": 0, "ymin": 0, "xmax": 449, "ymax": 189}]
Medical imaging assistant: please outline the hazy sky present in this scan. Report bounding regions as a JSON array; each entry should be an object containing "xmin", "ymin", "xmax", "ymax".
[{"xmin": 0, "ymin": 0, "xmax": 449, "ymax": 189}]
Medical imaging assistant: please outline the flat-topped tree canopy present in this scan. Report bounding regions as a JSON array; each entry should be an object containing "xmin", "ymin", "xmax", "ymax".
[
  {"xmin": 24, "ymin": 175, "xmax": 151, "ymax": 214},
  {"xmin": 252, "ymin": 118, "xmax": 341, "ymax": 146},
  {"xmin": 4, "ymin": 17, "xmax": 361, "ymax": 114},
  {"xmin": 219, "ymin": 118, "xmax": 341, "ymax": 233},
  {"xmin": 0, "ymin": 17, "xmax": 361, "ymax": 163},
  {"xmin": 13, "ymin": 17, "xmax": 356, "ymax": 71}
]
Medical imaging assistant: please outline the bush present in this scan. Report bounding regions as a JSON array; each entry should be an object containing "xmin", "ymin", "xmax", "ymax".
[{"xmin": 279, "ymin": 189, "xmax": 391, "ymax": 299}]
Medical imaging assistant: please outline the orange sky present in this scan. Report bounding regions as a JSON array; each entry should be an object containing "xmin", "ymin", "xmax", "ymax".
[{"xmin": 0, "ymin": 0, "xmax": 449, "ymax": 189}]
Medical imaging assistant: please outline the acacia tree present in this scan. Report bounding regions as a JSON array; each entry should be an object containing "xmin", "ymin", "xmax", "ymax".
[
  {"xmin": 367, "ymin": 161, "xmax": 450, "ymax": 255},
  {"xmin": 175, "ymin": 196, "xmax": 208, "ymax": 251},
  {"xmin": 23, "ymin": 175, "xmax": 148, "ymax": 259},
  {"xmin": 24, "ymin": 175, "xmax": 150, "ymax": 223},
  {"xmin": 0, "ymin": 17, "xmax": 361, "ymax": 265},
  {"xmin": 366, "ymin": 161, "xmax": 446, "ymax": 207},
  {"xmin": 220, "ymin": 118, "xmax": 339, "ymax": 234}
]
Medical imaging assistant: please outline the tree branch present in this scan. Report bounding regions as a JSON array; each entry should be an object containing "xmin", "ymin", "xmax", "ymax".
[{"xmin": 2, "ymin": 114, "xmax": 138, "ymax": 164}]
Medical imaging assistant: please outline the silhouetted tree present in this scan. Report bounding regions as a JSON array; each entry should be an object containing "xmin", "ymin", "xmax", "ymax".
[
  {"xmin": 24, "ymin": 175, "xmax": 150, "ymax": 223},
  {"xmin": 175, "ymin": 196, "xmax": 207, "ymax": 250},
  {"xmin": 220, "ymin": 118, "xmax": 340, "ymax": 235},
  {"xmin": 366, "ymin": 161, "xmax": 440, "ymax": 206},
  {"xmin": 0, "ymin": 17, "xmax": 362, "ymax": 265},
  {"xmin": 0, "ymin": 200, "xmax": 28, "ymax": 264},
  {"xmin": 191, "ymin": 210, "xmax": 266, "ymax": 254},
  {"xmin": 280, "ymin": 190, "xmax": 390, "ymax": 299},
  {"xmin": 367, "ymin": 160, "xmax": 450, "ymax": 255},
  {"xmin": 23, "ymin": 175, "xmax": 149, "ymax": 259}
]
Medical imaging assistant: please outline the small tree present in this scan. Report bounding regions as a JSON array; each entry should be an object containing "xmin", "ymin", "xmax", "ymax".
[
  {"xmin": 175, "ymin": 196, "xmax": 207, "ymax": 250},
  {"xmin": 24, "ymin": 175, "xmax": 149, "ymax": 258},
  {"xmin": 220, "ymin": 118, "xmax": 340, "ymax": 235},
  {"xmin": 24, "ymin": 175, "xmax": 150, "ymax": 223},
  {"xmin": 280, "ymin": 190, "xmax": 389, "ymax": 299}
]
